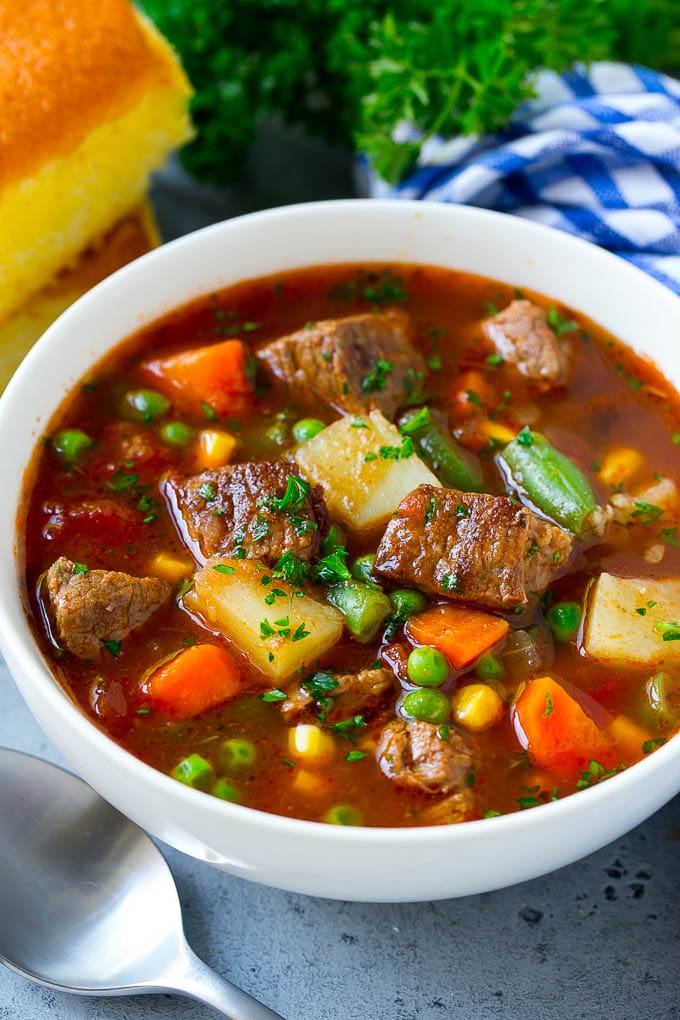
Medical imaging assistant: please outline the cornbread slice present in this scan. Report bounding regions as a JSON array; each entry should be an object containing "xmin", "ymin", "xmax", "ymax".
[
  {"xmin": 0, "ymin": 0, "xmax": 193, "ymax": 322},
  {"xmin": 0, "ymin": 203, "xmax": 159, "ymax": 390}
]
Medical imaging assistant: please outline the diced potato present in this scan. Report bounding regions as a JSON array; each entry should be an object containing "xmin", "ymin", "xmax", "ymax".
[
  {"xmin": 610, "ymin": 476, "xmax": 679, "ymax": 526},
  {"xmin": 294, "ymin": 410, "xmax": 440, "ymax": 531},
  {"xmin": 583, "ymin": 573, "xmax": 680, "ymax": 667},
  {"xmin": 292, "ymin": 769, "xmax": 332, "ymax": 797},
  {"xmin": 184, "ymin": 558, "xmax": 343, "ymax": 682},
  {"xmin": 608, "ymin": 714, "xmax": 652, "ymax": 760},
  {"xmin": 288, "ymin": 724, "xmax": 336, "ymax": 762},
  {"xmin": 149, "ymin": 551, "xmax": 194, "ymax": 584}
]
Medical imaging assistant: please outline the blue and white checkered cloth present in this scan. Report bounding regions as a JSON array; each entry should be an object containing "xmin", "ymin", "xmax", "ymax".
[{"xmin": 365, "ymin": 63, "xmax": 680, "ymax": 295}]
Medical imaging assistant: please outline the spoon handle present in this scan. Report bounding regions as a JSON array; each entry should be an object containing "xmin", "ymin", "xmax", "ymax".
[{"xmin": 168, "ymin": 946, "xmax": 285, "ymax": 1020}]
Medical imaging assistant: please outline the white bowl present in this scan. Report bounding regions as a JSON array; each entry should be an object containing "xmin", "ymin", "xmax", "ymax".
[{"xmin": 1, "ymin": 200, "xmax": 679, "ymax": 902}]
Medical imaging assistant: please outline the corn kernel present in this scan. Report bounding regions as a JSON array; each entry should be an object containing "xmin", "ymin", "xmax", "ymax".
[
  {"xmin": 288, "ymin": 724, "xmax": 335, "ymax": 763},
  {"xmin": 452, "ymin": 683, "xmax": 504, "ymax": 733},
  {"xmin": 598, "ymin": 447, "xmax": 644, "ymax": 487},
  {"xmin": 149, "ymin": 551, "xmax": 194, "ymax": 584},
  {"xmin": 478, "ymin": 420, "xmax": 517, "ymax": 446},
  {"xmin": 608, "ymin": 714, "xmax": 652, "ymax": 760},
  {"xmin": 292, "ymin": 769, "xmax": 330, "ymax": 797},
  {"xmin": 196, "ymin": 429, "xmax": 237, "ymax": 470}
]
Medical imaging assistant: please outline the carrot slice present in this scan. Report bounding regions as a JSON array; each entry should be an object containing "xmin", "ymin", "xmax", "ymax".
[
  {"xmin": 141, "ymin": 339, "xmax": 254, "ymax": 418},
  {"xmin": 144, "ymin": 644, "xmax": 241, "ymax": 719},
  {"xmin": 512, "ymin": 675, "xmax": 617, "ymax": 781},
  {"xmin": 406, "ymin": 603, "xmax": 509, "ymax": 671}
]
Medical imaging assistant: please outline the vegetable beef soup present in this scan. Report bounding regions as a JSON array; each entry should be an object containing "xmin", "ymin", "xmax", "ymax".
[{"xmin": 21, "ymin": 264, "xmax": 680, "ymax": 827}]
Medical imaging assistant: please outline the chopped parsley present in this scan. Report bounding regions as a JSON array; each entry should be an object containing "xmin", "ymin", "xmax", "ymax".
[
  {"xmin": 465, "ymin": 388, "xmax": 482, "ymax": 408},
  {"xmin": 103, "ymin": 639, "xmax": 122, "ymax": 658},
  {"xmin": 547, "ymin": 306, "xmax": 577, "ymax": 336},
  {"xmin": 516, "ymin": 426, "xmax": 533, "ymax": 447},
  {"xmin": 272, "ymin": 551, "xmax": 311, "ymax": 587},
  {"xmin": 106, "ymin": 471, "xmax": 139, "ymax": 492},
  {"xmin": 425, "ymin": 497, "xmax": 437, "ymax": 524},
  {"xmin": 575, "ymin": 759, "xmax": 625, "ymax": 790},
  {"xmin": 660, "ymin": 527, "xmax": 680, "ymax": 547},
  {"xmin": 346, "ymin": 751, "xmax": 366, "ymax": 762},
  {"xmin": 455, "ymin": 504, "xmax": 468, "ymax": 517},
  {"xmin": 260, "ymin": 688, "xmax": 288, "ymax": 702},
  {"xmin": 631, "ymin": 501, "xmax": 663, "ymax": 526},
  {"xmin": 440, "ymin": 573, "xmax": 461, "ymax": 594},
  {"xmin": 542, "ymin": 690, "xmax": 553, "ymax": 718},
  {"xmin": 71, "ymin": 562, "xmax": 89, "ymax": 575},
  {"xmin": 213, "ymin": 564, "xmax": 235, "ymax": 575},
  {"xmin": 351, "ymin": 418, "xmax": 368, "ymax": 429},
  {"xmin": 251, "ymin": 516, "xmax": 271, "ymax": 541},
  {"xmin": 484, "ymin": 809, "xmax": 502, "ymax": 819},
  {"xmin": 200, "ymin": 401, "xmax": 218, "ymax": 420},
  {"xmin": 516, "ymin": 796, "xmax": 541, "ymax": 810},
  {"xmin": 292, "ymin": 622, "xmax": 310, "ymax": 642},
  {"xmin": 176, "ymin": 578, "xmax": 193, "ymax": 597},
  {"xmin": 486, "ymin": 352, "xmax": 503, "ymax": 367},
  {"xmin": 361, "ymin": 359, "xmax": 394, "ymax": 394},
  {"xmin": 329, "ymin": 714, "xmax": 366, "ymax": 735},
  {"xmin": 263, "ymin": 588, "xmax": 286, "ymax": 605},
  {"xmin": 642, "ymin": 737, "xmax": 667, "ymax": 754},
  {"xmin": 314, "ymin": 547, "xmax": 351, "ymax": 584},
  {"xmin": 265, "ymin": 474, "xmax": 310, "ymax": 513},
  {"xmin": 655, "ymin": 620, "xmax": 680, "ymax": 642}
]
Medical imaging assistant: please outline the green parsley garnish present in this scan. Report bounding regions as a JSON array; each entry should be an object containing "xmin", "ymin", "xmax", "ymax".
[
  {"xmin": 213, "ymin": 564, "xmax": 235, "ymax": 575},
  {"xmin": 260, "ymin": 689, "xmax": 288, "ymax": 702},
  {"xmin": 362, "ymin": 359, "xmax": 394, "ymax": 394},
  {"xmin": 655, "ymin": 620, "xmax": 680, "ymax": 642},
  {"xmin": 642, "ymin": 737, "xmax": 667, "ymax": 754},
  {"xmin": 631, "ymin": 501, "xmax": 663, "ymax": 525},
  {"xmin": 103, "ymin": 639, "xmax": 122, "ymax": 658},
  {"xmin": 71, "ymin": 562, "xmax": 89, "ymax": 575},
  {"xmin": 547, "ymin": 306, "xmax": 577, "ymax": 336},
  {"xmin": 346, "ymin": 750, "xmax": 366, "ymax": 762},
  {"xmin": 265, "ymin": 474, "xmax": 311, "ymax": 513}
]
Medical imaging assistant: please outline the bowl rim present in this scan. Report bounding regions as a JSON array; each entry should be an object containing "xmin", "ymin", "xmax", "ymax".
[{"xmin": 2, "ymin": 197, "xmax": 680, "ymax": 849}]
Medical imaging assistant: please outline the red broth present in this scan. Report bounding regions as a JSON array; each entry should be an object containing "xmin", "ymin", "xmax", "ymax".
[{"xmin": 19, "ymin": 264, "xmax": 680, "ymax": 826}]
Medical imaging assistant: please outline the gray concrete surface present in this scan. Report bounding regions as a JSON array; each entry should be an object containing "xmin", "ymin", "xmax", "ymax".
[{"xmin": 2, "ymin": 154, "xmax": 679, "ymax": 1019}]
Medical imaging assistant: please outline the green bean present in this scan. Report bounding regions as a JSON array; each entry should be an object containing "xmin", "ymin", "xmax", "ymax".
[
  {"xmin": 402, "ymin": 689, "xmax": 450, "ymax": 724},
  {"xmin": 327, "ymin": 580, "xmax": 391, "ymax": 643},
  {"xmin": 645, "ymin": 671, "xmax": 680, "ymax": 726},
  {"xmin": 351, "ymin": 553, "xmax": 380, "ymax": 587},
  {"xmin": 221, "ymin": 737, "xmax": 256, "ymax": 769},
  {"xmin": 293, "ymin": 418, "xmax": 325, "ymax": 443},
  {"xmin": 407, "ymin": 646, "xmax": 449, "ymax": 687},
  {"xmin": 211, "ymin": 779, "xmax": 241, "ymax": 802},
  {"xmin": 122, "ymin": 388, "xmax": 170, "ymax": 423},
  {"xmin": 497, "ymin": 429, "xmax": 599, "ymax": 538},
  {"xmin": 546, "ymin": 601, "xmax": 581, "ymax": 643},
  {"xmin": 323, "ymin": 805, "xmax": 363, "ymax": 826},
  {"xmin": 171, "ymin": 753, "xmax": 213, "ymax": 788},
  {"xmin": 399, "ymin": 406, "xmax": 484, "ymax": 492},
  {"xmin": 52, "ymin": 428, "xmax": 93, "ymax": 466},
  {"xmin": 160, "ymin": 421, "xmax": 193, "ymax": 446},
  {"xmin": 389, "ymin": 589, "xmax": 427, "ymax": 621},
  {"xmin": 475, "ymin": 651, "xmax": 506, "ymax": 683}
]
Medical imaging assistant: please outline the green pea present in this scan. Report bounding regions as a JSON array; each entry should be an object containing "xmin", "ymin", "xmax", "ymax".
[
  {"xmin": 475, "ymin": 652, "xmax": 506, "ymax": 683},
  {"xmin": 407, "ymin": 646, "xmax": 449, "ymax": 688},
  {"xmin": 160, "ymin": 421, "xmax": 193, "ymax": 446},
  {"xmin": 321, "ymin": 524, "xmax": 346, "ymax": 556},
  {"xmin": 323, "ymin": 804, "xmax": 363, "ymax": 826},
  {"xmin": 402, "ymin": 688, "xmax": 450, "ymax": 724},
  {"xmin": 212, "ymin": 779, "xmax": 241, "ymax": 802},
  {"xmin": 221, "ymin": 737, "xmax": 256, "ymax": 769},
  {"xmin": 292, "ymin": 418, "xmax": 325, "ymax": 443},
  {"xmin": 122, "ymin": 388, "xmax": 170, "ymax": 423},
  {"xmin": 546, "ymin": 601, "xmax": 581, "ymax": 643},
  {"xmin": 52, "ymin": 428, "xmax": 93, "ymax": 466},
  {"xmin": 171, "ymin": 753, "xmax": 213, "ymax": 789},
  {"xmin": 389, "ymin": 589, "xmax": 427, "ymax": 621},
  {"xmin": 351, "ymin": 553, "xmax": 379, "ymax": 587}
]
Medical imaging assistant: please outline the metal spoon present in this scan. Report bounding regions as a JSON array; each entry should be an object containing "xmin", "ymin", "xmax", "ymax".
[{"xmin": 0, "ymin": 747, "xmax": 284, "ymax": 1018}]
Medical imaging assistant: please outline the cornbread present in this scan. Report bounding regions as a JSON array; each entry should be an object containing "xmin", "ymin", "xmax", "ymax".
[
  {"xmin": 0, "ymin": 0, "xmax": 193, "ymax": 323},
  {"xmin": 0, "ymin": 203, "xmax": 159, "ymax": 389}
]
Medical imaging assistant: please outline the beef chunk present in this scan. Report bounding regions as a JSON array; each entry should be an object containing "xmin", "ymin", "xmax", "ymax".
[
  {"xmin": 257, "ymin": 310, "xmax": 426, "ymax": 418},
  {"xmin": 44, "ymin": 557, "xmax": 171, "ymax": 659},
  {"xmin": 482, "ymin": 300, "xmax": 570, "ymax": 390},
  {"xmin": 165, "ymin": 461, "xmax": 328, "ymax": 565},
  {"xmin": 281, "ymin": 666, "xmax": 394, "ymax": 723},
  {"xmin": 377, "ymin": 719, "xmax": 476, "ymax": 796},
  {"xmin": 417, "ymin": 790, "xmax": 475, "ymax": 825},
  {"xmin": 374, "ymin": 485, "xmax": 573, "ymax": 611}
]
